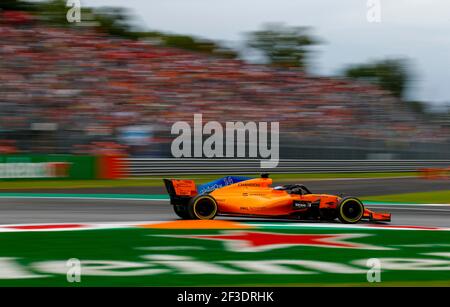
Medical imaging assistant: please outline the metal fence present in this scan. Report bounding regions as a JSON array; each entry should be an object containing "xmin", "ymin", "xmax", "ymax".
[{"xmin": 121, "ymin": 158, "xmax": 450, "ymax": 176}]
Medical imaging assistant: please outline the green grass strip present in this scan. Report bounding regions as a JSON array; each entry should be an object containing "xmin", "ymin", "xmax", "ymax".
[{"xmin": 363, "ymin": 190, "xmax": 450, "ymax": 204}]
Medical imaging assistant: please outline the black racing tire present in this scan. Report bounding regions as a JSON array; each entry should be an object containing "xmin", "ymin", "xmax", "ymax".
[
  {"xmin": 173, "ymin": 205, "xmax": 190, "ymax": 219},
  {"xmin": 337, "ymin": 197, "xmax": 364, "ymax": 224},
  {"xmin": 187, "ymin": 195, "xmax": 218, "ymax": 220}
]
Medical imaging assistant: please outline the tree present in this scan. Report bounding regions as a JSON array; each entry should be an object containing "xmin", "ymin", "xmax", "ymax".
[
  {"xmin": 407, "ymin": 100, "xmax": 427, "ymax": 114},
  {"xmin": 246, "ymin": 23, "xmax": 319, "ymax": 69},
  {"xmin": 0, "ymin": 0, "xmax": 29, "ymax": 10},
  {"xmin": 162, "ymin": 34, "xmax": 237, "ymax": 58},
  {"xmin": 343, "ymin": 58, "xmax": 411, "ymax": 99},
  {"xmin": 93, "ymin": 6, "xmax": 137, "ymax": 38},
  {"xmin": 1, "ymin": 0, "xmax": 237, "ymax": 57}
]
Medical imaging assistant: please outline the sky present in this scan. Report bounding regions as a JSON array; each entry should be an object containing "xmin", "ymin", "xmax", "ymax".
[{"xmin": 81, "ymin": 0, "xmax": 450, "ymax": 107}]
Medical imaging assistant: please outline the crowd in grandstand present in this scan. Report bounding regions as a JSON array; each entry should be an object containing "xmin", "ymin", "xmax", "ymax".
[{"xmin": 0, "ymin": 11, "xmax": 448, "ymax": 155}]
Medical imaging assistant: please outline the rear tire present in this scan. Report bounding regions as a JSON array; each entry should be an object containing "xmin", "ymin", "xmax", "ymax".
[
  {"xmin": 337, "ymin": 197, "xmax": 364, "ymax": 224},
  {"xmin": 187, "ymin": 195, "xmax": 218, "ymax": 220},
  {"xmin": 173, "ymin": 205, "xmax": 190, "ymax": 219}
]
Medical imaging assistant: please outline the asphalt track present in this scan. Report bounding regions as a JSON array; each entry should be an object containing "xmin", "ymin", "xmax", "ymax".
[
  {"xmin": 0, "ymin": 197, "xmax": 449, "ymax": 227},
  {"xmin": 5, "ymin": 177, "xmax": 450, "ymax": 196},
  {"xmin": 0, "ymin": 177, "xmax": 448, "ymax": 227}
]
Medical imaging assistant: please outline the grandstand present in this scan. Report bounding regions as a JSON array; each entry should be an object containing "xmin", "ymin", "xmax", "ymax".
[{"xmin": 1, "ymin": 10, "xmax": 449, "ymax": 158}]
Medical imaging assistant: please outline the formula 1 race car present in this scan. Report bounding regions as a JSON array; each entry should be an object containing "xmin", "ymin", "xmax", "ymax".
[{"xmin": 163, "ymin": 174, "xmax": 391, "ymax": 224}]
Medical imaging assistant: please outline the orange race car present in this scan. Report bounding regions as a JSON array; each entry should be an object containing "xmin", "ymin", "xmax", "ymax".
[{"xmin": 163, "ymin": 174, "xmax": 391, "ymax": 224}]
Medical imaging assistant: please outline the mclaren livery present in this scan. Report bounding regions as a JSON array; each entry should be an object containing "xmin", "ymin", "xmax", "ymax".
[{"xmin": 163, "ymin": 174, "xmax": 391, "ymax": 224}]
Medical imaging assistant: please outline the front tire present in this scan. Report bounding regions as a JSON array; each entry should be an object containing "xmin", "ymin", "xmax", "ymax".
[
  {"xmin": 187, "ymin": 195, "xmax": 218, "ymax": 220},
  {"xmin": 337, "ymin": 197, "xmax": 364, "ymax": 224}
]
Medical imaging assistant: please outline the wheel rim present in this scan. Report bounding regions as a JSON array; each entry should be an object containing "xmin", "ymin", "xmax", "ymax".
[
  {"xmin": 340, "ymin": 200, "xmax": 363, "ymax": 222},
  {"xmin": 194, "ymin": 197, "xmax": 217, "ymax": 219}
]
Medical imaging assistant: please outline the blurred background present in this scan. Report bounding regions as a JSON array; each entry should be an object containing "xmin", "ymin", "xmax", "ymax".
[
  {"xmin": 1, "ymin": 1, "xmax": 449, "ymax": 288},
  {"xmin": 1, "ymin": 0, "xmax": 449, "ymax": 160}
]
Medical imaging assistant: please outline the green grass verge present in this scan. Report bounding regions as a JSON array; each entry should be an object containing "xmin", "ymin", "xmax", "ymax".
[
  {"xmin": 0, "ymin": 172, "xmax": 417, "ymax": 190},
  {"xmin": 363, "ymin": 190, "xmax": 450, "ymax": 204}
]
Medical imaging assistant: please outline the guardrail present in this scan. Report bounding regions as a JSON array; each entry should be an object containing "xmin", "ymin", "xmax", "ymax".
[{"xmin": 120, "ymin": 159, "xmax": 450, "ymax": 176}]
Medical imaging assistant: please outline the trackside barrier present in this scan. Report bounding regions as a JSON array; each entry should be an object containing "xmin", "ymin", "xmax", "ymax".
[
  {"xmin": 97, "ymin": 155, "xmax": 128, "ymax": 179},
  {"xmin": 419, "ymin": 168, "xmax": 450, "ymax": 180},
  {"xmin": 3, "ymin": 156, "xmax": 448, "ymax": 179},
  {"xmin": 0, "ymin": 155, "xmax": 97, "ymax": 180},
  {"xmin": 0, "ymin": 155, "xmax": 130, "ymax": 180},
  {"xmin": 119, "ymin": 159, "xmax": 450, "ymax": 176}
]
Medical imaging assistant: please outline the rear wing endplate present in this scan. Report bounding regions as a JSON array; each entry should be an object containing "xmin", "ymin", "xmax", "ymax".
[{"xmin": 163, "ymin": 179, "xmax": 198, "ymax": 206}]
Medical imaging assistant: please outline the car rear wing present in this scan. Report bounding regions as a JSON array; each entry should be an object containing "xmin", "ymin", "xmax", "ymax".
[{"xmin": 163, "ymin": 179, "xmax": 198, "ymax": 206}]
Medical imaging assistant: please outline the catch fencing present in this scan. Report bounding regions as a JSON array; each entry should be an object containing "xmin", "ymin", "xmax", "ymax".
[{"xmin": 120, "ymin": 158, "xmax": 450, "ymax": 176}]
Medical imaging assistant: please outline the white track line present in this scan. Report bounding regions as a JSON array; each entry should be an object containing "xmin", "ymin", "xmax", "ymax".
[
  {"xmin": 0, "ymin": 221, "xmax": 448, "ymax": 232},
  {"xmin": 248, "ymin": 223, "xmax": 450, "ymax": 231}
]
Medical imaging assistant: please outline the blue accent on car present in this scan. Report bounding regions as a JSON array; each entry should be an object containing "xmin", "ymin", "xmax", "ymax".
[{"xmin": 198, "ymin": 176, "xmax": 252, "ymax": 194}]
